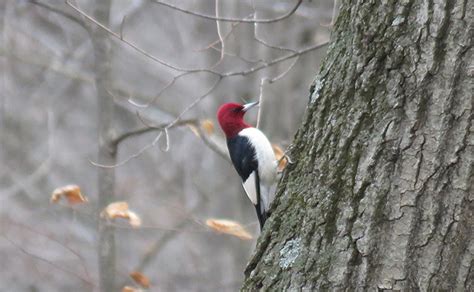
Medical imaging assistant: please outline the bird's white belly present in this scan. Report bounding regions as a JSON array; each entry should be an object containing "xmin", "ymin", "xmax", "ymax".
[{"xmin": 239, "ymin": 127, "xmax": 277, "ymax": 184}]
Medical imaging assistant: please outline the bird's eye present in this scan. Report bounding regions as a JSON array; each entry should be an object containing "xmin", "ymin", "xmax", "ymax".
[{"xmin": 232, "ymin": 108, "xmax": 240, "ymax": 113}]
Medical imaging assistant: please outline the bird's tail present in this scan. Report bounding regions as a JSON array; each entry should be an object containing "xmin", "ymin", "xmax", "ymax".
[
  {"xmin": 254, "ymin": 204, "xmax": 267, "ymax": 230},
  {"xmin": 254, "ymin": 173, "xmax": 270, "ymax": 230}
]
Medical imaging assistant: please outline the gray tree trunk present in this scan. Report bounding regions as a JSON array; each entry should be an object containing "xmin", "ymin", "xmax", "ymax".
[
  {"xmin": 90, "ymin": 1, "xmax": 117, "ymax": 291},
  {"xmin": 243, "ymin": 0, "xmax": 473, "ymax": 290}
]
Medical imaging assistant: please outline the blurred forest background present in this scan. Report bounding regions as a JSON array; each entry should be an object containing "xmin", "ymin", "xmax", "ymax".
[{"xmin": 1, "ymin": 0, "xmax": 335, "ymax": 291}]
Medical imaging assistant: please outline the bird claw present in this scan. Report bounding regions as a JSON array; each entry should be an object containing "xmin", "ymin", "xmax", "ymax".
[{"xmin": 284, "ymin": 154, "xmax": 294, "ymax": 164}]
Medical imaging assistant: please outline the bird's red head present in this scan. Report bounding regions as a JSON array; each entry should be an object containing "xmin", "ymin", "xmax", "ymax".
[{"xmin": 217, "ymin": 102, "xmax": 258, "ymax": 138}]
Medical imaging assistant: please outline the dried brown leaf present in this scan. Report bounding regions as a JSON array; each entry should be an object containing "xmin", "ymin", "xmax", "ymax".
[
  {"xmin": 101, "ymin": 201, "xmax": 129, "ymax": 216},
  {"xmin": 130, "ymin": 271, "xmax": 150, "ymax": 288},
  {"xmin": 187, "ymin": 119, "xmax": 215, "ymax": 137},
  {"xmin": 100, "ymin": 201, "xmax": 142, "ymax": 227},
  {"xmin": 50, "ymin": 185, "xmax": 88, "ymax": 205},
  {"xmin": 272, "ymin": 144, "xmax": 288, "ymax": 172},
  {"xmin": 200, "ymin": 119, "xmax": 214, "ymax": 135},
  {"xmin": 206, "ymin": 218, "xmax": 253, "ymax": 240},
  {"xmin": 127, "ymin": 211, "xmax": 142, "ymax": 227},
  {"xmin": 122, "ymin": 286, "xmax": 141, "ymax": 292},
  {"xmin": 187, "ymin": 123, "xmax": 200, "ymax": 137}
]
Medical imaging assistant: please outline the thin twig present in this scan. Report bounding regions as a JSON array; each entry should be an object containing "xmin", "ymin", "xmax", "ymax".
[
  {"xmin": 66, "ymin": 0, "xmax": 328, "ymax": 79},
  {"xmin": 128, "ymin": 72, "xmax": 193, "ymax": 108},
  {"xmin": 30, "ymin": 0, "xmax": 86, "ymax": 28},
  {"xmin": 120, "ymin": 15, "xmax": 127, "ymax": 39},
  {"xmin": 321, "ymin": 0, "xmax": 339, "ymax": 27},
  {"xmin": 2, "ymin": 234, "xmax": 94, "ymax": 287},
  {"xmin": 195, "ymin": 18, "xmax": 245, "ymax": 51},
  {"xmin": 212, "ymin": 0, "xmax": 225, "ymax": 68},
  {"xmin": 113, "ymin": 117, "xmax": 228, "ymax": 161},
  {"xmin": 209, "ymin": 45, "xmax": 267, "ymax": 65},
  {"xmin": 221, "ymin": 41, "xmax": 329, "ymax": 77},
  {"xmin": 65, "ymin": 0, "xmax": 330, "ymax": 169},
  {"xmin": 191, "ymin": 122, "xmax": 229, "ymax": 161},
  {"xmin": 252, "ymin": 2, "xmax": 296, "ymax": 54},
  {"xmin": 269, "ymin": 56, "xmax": 299, "ymax": 83},
  {"xmin": 66, "ymin": 0, "xmax": 195, "ymax": 73},
  {"xmin": 132, "ymin": 201, "xmax": 204, "ymax": 274},
  {"xmin": 204, "ymin": 12, "xmax": 267, "ymax": 65},
  {"xmin": 150, "ymin": 0, "xmax": 303, "ymax": 23},
  {"xmin": 91, "ymin": 77, "xmax": 221, "ymax": 168},
  {"xmin": 7, "ymin": 220, "xmax": 92, "ymax": 283},
  {"xmin": 248, "ymin": 0, "xmax": 301, "ymax": 129},
  {"xmin": 165, "ymin": 76, "xmax": 222, "ymax": 129},
  {"xmin": 112, "ymin": 119, "xmax": 197, "ymax": 146},
  {"xmin": 90, "ymin": 137, "xmax": 157, "ymax": 168},
  {"xmin": 161, "ymin": 127, "xmax": 170, "ymax": 151},
  {"xmin": 256, "ymin": 78, "xmax": 267, "ymax": 129},
  {"xmin": 254, "ymin": 33, "xmax": 296, "ymax": 53},
  {"xmin": 255, "ymin": 56, "xmax": 299, "ymax": 128}
]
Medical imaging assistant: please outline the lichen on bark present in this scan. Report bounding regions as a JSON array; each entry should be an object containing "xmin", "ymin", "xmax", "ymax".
[{"xmin": 242, "ymin": 0, "xmax": 473, "ymax": 290}]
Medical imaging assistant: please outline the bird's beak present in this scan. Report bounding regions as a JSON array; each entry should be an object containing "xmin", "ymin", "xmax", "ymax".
[{"xmin": 242, "ymin": 101, "xmax": 259, "ymax": 112}]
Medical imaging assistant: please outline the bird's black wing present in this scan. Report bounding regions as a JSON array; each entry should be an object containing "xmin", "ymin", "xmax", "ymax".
[
  {"xmin": 227, "ymin": 135, "xmax": 258, "ymax": 181},
  {"xmin": 227, "ymin": 136, "xmax": 266, "ymax": 229}
]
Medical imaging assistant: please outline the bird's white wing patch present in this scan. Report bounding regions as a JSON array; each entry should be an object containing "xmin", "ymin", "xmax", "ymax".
[
  {"xmin": 242, "ymin": 171, "xmax": 257, "ymax": 205},
  {"xmin": 238, "ymin": 128, "xmax": 277, "ymax": 185}
]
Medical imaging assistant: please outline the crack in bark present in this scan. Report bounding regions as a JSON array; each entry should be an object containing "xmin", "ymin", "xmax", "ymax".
[{"xmin": 413, "ymin": 134, "xmax": 426, "ymax": 188}]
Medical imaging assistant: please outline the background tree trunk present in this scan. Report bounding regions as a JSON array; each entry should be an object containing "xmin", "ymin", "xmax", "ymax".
[
  {"xmin": 90, "ymin": 1, "xmax": 117, "ymax": 291},
  {"xmin": 243, "ymin": 0, "xmax": 472, "ymax": 290}
]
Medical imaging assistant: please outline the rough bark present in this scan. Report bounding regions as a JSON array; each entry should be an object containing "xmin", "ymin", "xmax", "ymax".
[
  {"xmin": 243, "ymin": 0, "xmax": 473, "ymax": 290},
  {"xmin": 90, "ymin": 1, "xmax": 117, "ymax": 291}
]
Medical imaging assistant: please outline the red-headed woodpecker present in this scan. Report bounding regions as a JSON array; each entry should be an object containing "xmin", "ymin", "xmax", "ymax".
[{"xmin": 217, "ymin": 101, "xmax": 278, "ymax": 229}]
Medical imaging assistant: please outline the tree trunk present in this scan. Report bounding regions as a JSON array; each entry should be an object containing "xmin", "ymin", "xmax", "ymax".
[
  {"xmin": 243, "ymin": 0, "xmax": 473, "ymax": 290},
  {"xmin": 90, "ymin": 1, "xmax": 117, "ymax": 291}
]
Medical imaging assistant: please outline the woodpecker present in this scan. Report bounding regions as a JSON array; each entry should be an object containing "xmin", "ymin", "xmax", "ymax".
[{"xmin": 217, "ymin": 101, "xmax": 278, "ymax": 229}]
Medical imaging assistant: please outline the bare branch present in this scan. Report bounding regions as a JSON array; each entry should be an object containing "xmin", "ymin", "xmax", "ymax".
[
  {"xmin": 166, "ymin": 76, "xmax": 222, "ymax": 128},
  {"xmin": 269, "ymin": 56, "xmax": 299, "ymax": 83},
  {"xmin": 256, "ymin": 78, "xmax": 267, "ymax": 129},
  {"xmin": 65, "ymin": 0, "xmax": 196, "ymax": 73},
  {"xmin": 150, "ymin": 0, "xmax": 303, "ymax": 23},
  {"xmin": 132, "ymin": 201, "xmax": 205, "ymax": 274},
  {"xmin": 253, "ymin": 7, "xmax": 301, "ymax": 129},
  {"xmin": 66, "ymin": 0, "xmax": 328, "ymax": 81},
  {"xmin": 113, "ymin": 117, "xmax": 229, "ymax": 162},
  {"xmin": 1, "ymin": 159, "xmax": 50, "ymax": 201},
  {"xmin": 195, "ymin": 18, "xmax": 244, "ymax": 52},
  {"xmin": 128, "ymin": 72, "xmax": 194, "ymax": 108},
  {"xmin": 90, "ymin": 133, "xmax": 162, "ymax": 168},
  {"xmin": 190, "ymin": 122, "xmax": 229, "ymax": 161},
  {"xmin": 112, "ymin": 119, "xmax": 197, "ymax": 146},
  {"xmin": 256, "ymin": 56, "xmax": 299, "ymax": 128},
  {"xmin": 321, "ymin": 0, "xmax": 340, "ymax": 27},
  {"xmin": 7, "ymin": 220, "xmax": 92, "ymax": 284},
  {"xmin": 212, "ymin": 0, "xmax": 225, "ymax": 68},
  {"xmin": 2, "ymin": 234, "xmax": 94, "ymax": 288},
  {"xmin": 222, "ymin": 41, "xmax": 329, "ymax": 77},
  {"xmin": 161, "ymin": 127, "xmax": 170, "ymax": 151},
  {"xmin": 253, "ymin": 33, "xmax": 296, "ymax": 53},
  {"xmin": 251, "ymin": 2, "xmax": 296, "ymax": 53},
  {"xmin": 90, "ymin": 76, "xmax": 222, "ymax": 168},
  {"xmin": 64, "ymin": 0, "xmax": 329, "ymax": 170},
  {"xmin": 29, "ymin": 0, "xmax": 85, "ymax": 29},
  {"xmin": 209, "ymin": 45, "xmax": 267, "ymax": 65},
  {"xmin": 120, "ymin": 15, "xmax": 127, "ymax": 39}
]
